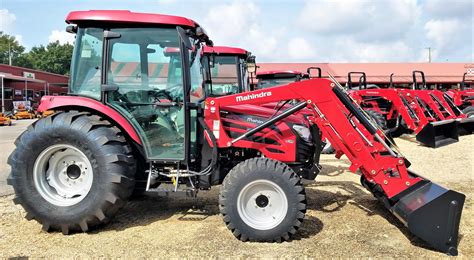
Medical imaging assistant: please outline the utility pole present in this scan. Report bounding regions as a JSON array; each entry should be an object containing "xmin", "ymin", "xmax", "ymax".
[
  {"xmin": 8, "ymin": 42, "xmax": 12, "ymax": 65},
  {"xmin": 425, "ymin": 47, "xmax": 432, "ymax": 63}
]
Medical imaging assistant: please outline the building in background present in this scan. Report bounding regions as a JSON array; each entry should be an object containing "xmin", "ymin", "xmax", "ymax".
[
  {"xmin": 0, "ymin": 64, "xmax": 68, "ymax": 113},
  {"xmin": 255, "ymin": 63, "xmax": 474, "ymax": 89}
]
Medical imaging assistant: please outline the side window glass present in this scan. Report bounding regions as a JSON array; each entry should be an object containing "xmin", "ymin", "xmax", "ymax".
[{"xmin": 70, "ymin": 28, "xmax": 103, "ymax": 99}]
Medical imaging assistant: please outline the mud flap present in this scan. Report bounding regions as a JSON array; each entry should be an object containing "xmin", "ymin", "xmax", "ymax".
[
  {"xmin": 457, "ymin": 117, "xmax": 474, "ymax": 135},
  {"xmin": 416, "ymin": 120, "xmax": 459, "ymax": 148},
  {"xmin": 390, "ymin": 182, "xmax": 465, "ymax": 255}
]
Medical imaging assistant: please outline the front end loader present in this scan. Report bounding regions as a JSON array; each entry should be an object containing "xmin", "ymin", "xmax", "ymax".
[
  {"xmin": 347, "ymin": 72, "xmax": 459, "ymax": 147},
  {"xmin": 6, "ymin": 10, "xmax": 465, "ymax": 256},
  {"xmin": 444, "ymin": 72, "xmax": 474, "ymax": 115},
  {"xmin": 402, "ymin": 71, "xmax": 474, "ymax": 136}
]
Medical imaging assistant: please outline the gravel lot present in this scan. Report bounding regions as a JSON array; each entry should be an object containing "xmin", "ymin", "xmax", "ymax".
[{"xmin": 0, "ymin": 121, "xmax": 472, "ymax": 258}]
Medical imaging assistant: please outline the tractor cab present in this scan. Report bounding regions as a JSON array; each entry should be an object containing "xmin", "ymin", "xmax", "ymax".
[
  {"xmin": 66, "ymin": 10, "xmax": 211, "ymax": 161},
  {"xmin": 255, "ymin": 70, "xmax": 302, "ymax": 89},
  {"xmin": 202, "ymin": 46, "xmax": 252, "ymax": 96}
]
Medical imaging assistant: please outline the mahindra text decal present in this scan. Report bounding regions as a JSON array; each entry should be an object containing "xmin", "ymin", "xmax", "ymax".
[{"xmin": 236, "ymin": 91, "xmax": 272, "ymax": 102}]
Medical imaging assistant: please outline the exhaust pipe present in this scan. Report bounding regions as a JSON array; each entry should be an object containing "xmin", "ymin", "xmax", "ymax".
[
  {"xmin": 362, "ymin": 173, "xmax": 465, "ymax": 255},
  {"xmin": 457, "ymin": 117, "xmax": 474, "ymax": 135},
  {"xmin": 416, "ymin": 119, "xmax": 459, "ymax": 148}
]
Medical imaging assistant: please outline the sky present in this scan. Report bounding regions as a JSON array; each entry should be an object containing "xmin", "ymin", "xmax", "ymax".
[{"xmin": 0, "ymin": 0, "xmax": 473, "ymax": 63}]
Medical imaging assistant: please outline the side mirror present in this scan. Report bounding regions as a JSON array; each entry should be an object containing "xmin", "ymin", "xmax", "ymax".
[
  {"xmin": 177, "ymin": 27, "xmax": 193, "ymax": 50},
  {"xmin": 209, "ymin": 53, "xmax": 216, "ymax": 68},
  {"xmin": 246, "ymin": 55, "xmax": 257, "ymax": 74},
  {"xmin": 66, "ymin": 25, "xmax": 77, "ymax": 34}
]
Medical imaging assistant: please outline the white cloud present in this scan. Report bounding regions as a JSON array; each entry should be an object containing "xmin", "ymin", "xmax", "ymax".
[
  {"xmin": 202, "ymin": 1, "xmax": 282, "ymax": 60},
  {"xmin": 14, "ymin": 34, "xmax": 23, "ymax": 45},
  {"xmin": 0, "ymin": 9, "xmax": 16, "ymax": 33},
  {"xmin": 48, "ymin": 30, "xmax": 75, "ymax": 45},
  {"xmin": 297, "ymin": 0, "xmax": 419, "ymax": 43},
  {"xmin": 424, "ymin": 0, "xmax": 472, "ymax": 19},
  {"xmin": 288, "ymin": 38, "xmax": 316, "ymax": 60},
  {"xmin": 424, "ymin": 19, "xmax": 472, "ymax": 60}
]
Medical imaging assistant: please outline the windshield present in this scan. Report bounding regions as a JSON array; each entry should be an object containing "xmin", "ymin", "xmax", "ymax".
[
  {"xmin": 205, "ymin": 56, "xmax": 241, "ymax": 96},
  {"xmin": 257, "ymin": 76, "xmax": 298, "ymax": 89}
]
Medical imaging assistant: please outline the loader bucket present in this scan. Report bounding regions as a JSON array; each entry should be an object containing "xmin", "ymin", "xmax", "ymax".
[
  {"xmin": 416, "ymin": 120, "xmax": 459, "ymax": 148},
  {"xmin": 390, "ymin": 181, "xmax": 465, "ymax": 255},
  {"xmin": 457, "ymin": 117, "xmax": 474, "ymax": 135}
]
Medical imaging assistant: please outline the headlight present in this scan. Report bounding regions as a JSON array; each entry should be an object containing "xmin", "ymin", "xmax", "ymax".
[{"xmin": 292, "ymin": 125, "xmax": 312, "ymax": 143}]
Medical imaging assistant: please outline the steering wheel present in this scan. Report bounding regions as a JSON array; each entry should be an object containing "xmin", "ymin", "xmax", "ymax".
[{"xmin": 152, "ymin": 89, "xmax": 175, "ymax": 103}]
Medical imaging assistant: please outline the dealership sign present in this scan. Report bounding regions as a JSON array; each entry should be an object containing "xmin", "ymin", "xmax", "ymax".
[{"xmin": 23, "ymin": 72, "xmax": 35, "ymax": 79}]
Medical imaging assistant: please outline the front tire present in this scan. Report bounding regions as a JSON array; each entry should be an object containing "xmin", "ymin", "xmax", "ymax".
[
  {"xmin": 219, "ymin": 158, "xmax": 306, "ymax": 242},
  {"xmin": 7, "ymin": 111, "xmax": 136, "ymax": 234}
]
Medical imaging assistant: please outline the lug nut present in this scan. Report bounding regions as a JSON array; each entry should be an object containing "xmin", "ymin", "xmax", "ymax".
[
  {"xmin": 383, "ymin": 180, "xmax": 388, "ymax": 185},
  {"xmin": 406, "ymin": 181, "xmax": 410, "ymax": 186},
  {"xmin": 371, "ymin": 170, "xmax": 376, "ymax": 175}
]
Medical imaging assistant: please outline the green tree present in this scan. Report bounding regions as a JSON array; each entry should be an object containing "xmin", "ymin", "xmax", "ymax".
[
  {"xmin": 27, "ymin": 41, "xmax": 74, "ymax": 75},
  {"xmin": 0, "ymin": 31, "xmax": 31, "ymax": 67}
]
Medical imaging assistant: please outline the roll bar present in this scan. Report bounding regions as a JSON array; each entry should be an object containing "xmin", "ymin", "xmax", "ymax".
[
  {"xmin": 412, "ymin": 70, "xmax": 426, "ymax": 90},
  {"xmin": 347, "ymin": 72, "xmax": 367, "ymax": 89}
]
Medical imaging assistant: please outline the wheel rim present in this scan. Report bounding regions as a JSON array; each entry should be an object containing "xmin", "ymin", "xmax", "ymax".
[
  {"xmin": 466, "ymin": 111, "xmax": 474, "ymax": 118},
  {"xmin": 33, "ymin": 144, "xmax": 93, "ymax": 207},
  {"xmin": 237, "ymin": 179, "xmax": 288, "ymax": 230}
]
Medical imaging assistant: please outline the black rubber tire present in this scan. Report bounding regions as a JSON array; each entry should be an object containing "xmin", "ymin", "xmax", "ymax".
[
  {"xmin": 7, "ymin": 111, "xmax": 136, "ymax": 234},
  {"xmin": 462, "ymin": 106, "xmax": 474, "ymax": 118},
  {"xmin": 219, "ymin": 157, "xmax": 306, "ymax": 242},
  {"xmin": 365, "ymin": 110, "xmax": 387, "ymax": 130}
]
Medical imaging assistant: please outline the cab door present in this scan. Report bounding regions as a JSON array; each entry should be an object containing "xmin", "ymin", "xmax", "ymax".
[{"xmin": 104, "ymin": 28, "xmax": 187, "ymax": 161}]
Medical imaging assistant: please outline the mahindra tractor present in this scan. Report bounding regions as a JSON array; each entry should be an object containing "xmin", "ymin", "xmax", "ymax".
[
  {"xmin": 398, "ymin": 71, "xmax": 474, "ymax": 136},
  {"xmin": 7, "ymin": 10, "xmax": 466, "ymax": 255},
  {"xmin": 440, "ymin": 72, "xmax": 474, "ymax": 119}
]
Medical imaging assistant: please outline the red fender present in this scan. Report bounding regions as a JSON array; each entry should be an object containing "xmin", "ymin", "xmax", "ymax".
[{"xmin": 38, "ymin": 96, "xmax": 142, "ymax": 144}]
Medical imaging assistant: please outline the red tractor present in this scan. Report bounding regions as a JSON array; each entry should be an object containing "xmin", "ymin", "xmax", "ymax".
[
  {"xmin": 7, "ymin": 10, "xmax": 465, "ymax": 255},
  {"xmin": 255, "ymin": 70, "xmax": 303, "ymax": 89},
  {"xmin": 441, "ymin": 72, "xmax": 474, "ymax": 118},
  {"xmin": 347, "ymin": 72, "xmax": 460, "ymax": 147},
  {"xmin": 398, "ymin": 71, "xmax": 474, "ymax": 137}
]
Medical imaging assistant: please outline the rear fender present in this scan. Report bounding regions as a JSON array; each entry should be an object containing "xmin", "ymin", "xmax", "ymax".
[{"xmin": 38, "ymin": 96, "xmax": 142, "ymax": 145}]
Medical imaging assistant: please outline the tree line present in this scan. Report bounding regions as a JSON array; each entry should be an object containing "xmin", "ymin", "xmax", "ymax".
[{"xmin": 0, "ymin": 32, "xmax": 73, "ymax": 75}]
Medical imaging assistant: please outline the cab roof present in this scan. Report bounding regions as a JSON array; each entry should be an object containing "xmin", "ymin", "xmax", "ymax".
[
  {"xmin": 66, "ymin": 10, "xmax": 198, "ymax": 28},
  {"xmin": 203, "ymin": 46, "xmax": 248, "ymax": 56},
  {"xmin": 256, "ymin": 70, "xmax": 302, "ymax": 77}
]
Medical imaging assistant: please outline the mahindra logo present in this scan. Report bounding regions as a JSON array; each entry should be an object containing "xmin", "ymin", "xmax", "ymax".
[
  {"xmin": 236, "ymin": 91, "xmax": 272, "ymax": 102},
  {"xmin": 246, "ymin": 117, "xmax": 264, "ymax": 124}
]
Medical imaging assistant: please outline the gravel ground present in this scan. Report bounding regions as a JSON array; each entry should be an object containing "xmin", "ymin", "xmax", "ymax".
[{"xmin": 0, "ymin": 134, "xmax": 472, "ymax": 258}]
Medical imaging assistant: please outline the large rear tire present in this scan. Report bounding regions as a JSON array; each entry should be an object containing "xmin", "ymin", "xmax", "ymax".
[
  {"xmin": 7, "ymin": 111, "xmax": 136, "ymax": 234},
  {"xmin": 219, "ymin": 158, "xmax": 306, "ymax": 242},
  {"xmin": 462, "ymin": 106, "xmax": 474, "ymax": 118}
]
